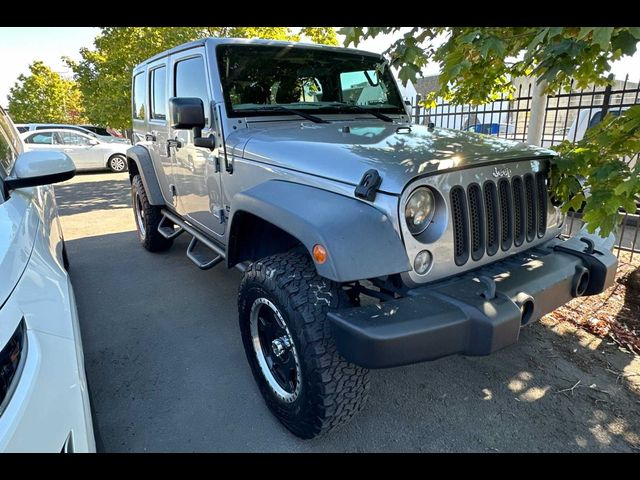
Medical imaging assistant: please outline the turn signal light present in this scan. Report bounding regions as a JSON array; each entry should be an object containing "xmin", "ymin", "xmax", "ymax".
[{"xmin": 312, "ymin": 244, "xmax": 328, "ymax": 264}]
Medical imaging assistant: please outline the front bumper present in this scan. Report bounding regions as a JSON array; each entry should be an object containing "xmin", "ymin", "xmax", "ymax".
[{"xmin": 328, "ymin": 231, "xmax": 617, "ymax": 369}]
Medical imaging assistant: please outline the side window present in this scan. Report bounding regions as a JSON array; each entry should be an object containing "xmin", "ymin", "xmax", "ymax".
[
  {"xmin": 0, "ymin": 128, "xmax": 17, "ymax": 175},
  {"xmin": 174, "ymin": 56, "xmax": 210, "ymax": 123},
  {"xmin": 25, "ymin": 132, "xmax": 53, "ymax": 144},
  {"xmin": 150, "ymin": 66, "xmax": 167, "ymax": 121},
  {"xmin": 57, "ymin": 132, "xmax": 92, "ymax": 146},
  {"xmin": 0, "ymin": 112, "xmax": 18, "ymax": 174},
  {"xmin": 133, "ymin": 72, "xmax": 146, "ymax": 120}
]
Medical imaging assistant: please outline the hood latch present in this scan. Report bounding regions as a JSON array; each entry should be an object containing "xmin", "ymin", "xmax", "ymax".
[{"xmin": 355, "ymin": 169, "xmax": 382, "ymax": 202}]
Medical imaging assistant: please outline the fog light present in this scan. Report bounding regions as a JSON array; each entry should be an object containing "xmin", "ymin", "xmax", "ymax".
[{"xmin": 414, "ymin": 250, "xmax": 433, "ymax": 275}]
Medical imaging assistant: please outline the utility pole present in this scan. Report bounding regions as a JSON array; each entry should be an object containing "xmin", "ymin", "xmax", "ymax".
[{"xmin": 527, "ymin": 79, "xmax": 548, "ymax": 146}]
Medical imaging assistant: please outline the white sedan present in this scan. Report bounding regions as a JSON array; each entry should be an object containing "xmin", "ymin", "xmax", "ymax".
[
  {"xmin": 0, "ymin": 109, "xmax": 96, "ymax": 452},
  {"xmin": 21, "ymin": 128, "xmax": 129, "ymax": 173}
]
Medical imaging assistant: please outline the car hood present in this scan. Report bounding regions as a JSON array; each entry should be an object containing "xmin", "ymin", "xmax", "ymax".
[
  {"xmin": 237, "ymin": 121, "xmax": 556, "ymax": 194},
  {"xmin": 0, "ymin": 199, "xmax": 37, "ymax": 307}
]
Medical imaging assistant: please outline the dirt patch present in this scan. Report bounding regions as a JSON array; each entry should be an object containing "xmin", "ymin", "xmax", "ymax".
[{"xmin": 546, "ymin": 251, "xmax": 640, "ymax": 356}]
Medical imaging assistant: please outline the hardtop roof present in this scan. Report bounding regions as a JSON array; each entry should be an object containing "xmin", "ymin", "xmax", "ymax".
[{"xmin": 133, "ymin": 37, "xmax": 385, "ymax": 72}]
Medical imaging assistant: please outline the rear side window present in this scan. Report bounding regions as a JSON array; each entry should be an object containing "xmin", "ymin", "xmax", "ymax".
[
  {"xmin": 133, "ymin": 72, "xmax": 146, "ymax": 120},
  {"xmin": 150, "ymin": 66, "xmax": 167, "ymax": 121},
  {"xmin": 15, "ymin": 126, "xmax": 28, "ymax": 133},
  {"xmin": 175, "ymin": 56, "xmax": 210, "ymax": 123},
  {"xmin": 25, "ymin": 132, "xmax": 53, "ymax": 144}
]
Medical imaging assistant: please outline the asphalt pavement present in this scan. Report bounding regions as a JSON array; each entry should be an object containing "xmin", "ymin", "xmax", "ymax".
[{"xmin": 56, "ymin": 171, "xmax": 640, "ymax": 452}]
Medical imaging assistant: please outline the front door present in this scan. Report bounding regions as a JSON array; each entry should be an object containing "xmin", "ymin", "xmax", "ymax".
[{"xmin": 169, "ymin": 49, "xmax": 225, "ymax": 237}]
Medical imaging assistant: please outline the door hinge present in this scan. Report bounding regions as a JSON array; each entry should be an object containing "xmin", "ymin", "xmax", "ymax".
[
  {"xmin": 170, "ymin": 184, "xmax": 177, "ymax": 197},
  {"xmin": 217, "ymin": 208, "xmax": 226, "ymax": 224}
]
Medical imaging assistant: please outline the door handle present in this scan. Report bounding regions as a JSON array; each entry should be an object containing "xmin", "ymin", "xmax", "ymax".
[
  {"xmin": 166, "ymin": 138, "xmax": 182, "ymax": 156},
  {"xmin": 145, "ymin": 132, "xmax": 156, "ymax": 141}
]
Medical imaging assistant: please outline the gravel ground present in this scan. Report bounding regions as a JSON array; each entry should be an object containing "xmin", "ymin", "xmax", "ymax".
[{"xmin": 57, "ymin": 171, "xmax": 640, "ymax": 452}]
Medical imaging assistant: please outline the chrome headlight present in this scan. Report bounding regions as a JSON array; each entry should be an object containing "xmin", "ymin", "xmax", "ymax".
[{"xmin": 404, "ymin": 187, "xmax": 435, "ymax": 235}]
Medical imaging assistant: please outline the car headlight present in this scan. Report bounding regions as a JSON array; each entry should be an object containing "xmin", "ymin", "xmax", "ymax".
[{"xmin": 404, "ymin": 187, "xmax": 435, "ymax": 235}]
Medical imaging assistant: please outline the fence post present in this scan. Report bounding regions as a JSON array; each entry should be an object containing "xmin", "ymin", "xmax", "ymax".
[
  {"xmin": 414, "ymin": 94, "xmax": 422, "ymax": 124},
  {"xmin": 601, "ymin": 84, "xmax": 612, "ymax": 117},
  {"xmin": 527, "ymin": 79, "xmax": 548, "ymax": 146}
]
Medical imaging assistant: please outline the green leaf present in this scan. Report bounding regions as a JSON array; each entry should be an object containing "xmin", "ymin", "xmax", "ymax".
[
  {"xmin": 592, "ymin": 27, "xmax": 614, "ymax": 50},
  {"xmin": 628, "ymin": 27, "xmax": 640, "ymax": 39},
  {"xmin": 577, "ymin": 27, "xmax": 594, "ymax": 40}
]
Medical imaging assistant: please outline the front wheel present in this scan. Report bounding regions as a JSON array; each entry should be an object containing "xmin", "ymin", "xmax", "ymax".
[
  {"xmin": 108, "ymin": 154, "xmax": 127, "ymax": 173},
  {"xmin": 238, "ymin": 250, "xmax": 370, "ymax": 439},
  {"xmin": 131, "ymin": 175, "xmax": 173, "ymax": 252}
]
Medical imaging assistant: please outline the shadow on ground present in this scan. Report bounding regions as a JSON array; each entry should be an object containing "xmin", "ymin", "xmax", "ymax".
[{"xmin": 55, "ymin": 174, "xmax": 130, "ymax": 216}]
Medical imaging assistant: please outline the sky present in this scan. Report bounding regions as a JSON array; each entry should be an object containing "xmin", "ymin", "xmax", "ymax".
[{"xmin": 1, "ymin": 27, "xmax": 639, "ymax": 107}]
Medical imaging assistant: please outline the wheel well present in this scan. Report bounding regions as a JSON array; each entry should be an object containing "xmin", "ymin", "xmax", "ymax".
[
  {"xmin": 127, "ymin": 156, "xmax": 140, "ymax": 182},
  {"xmin": 228, "ymin": 211, "xmax": 302, "ymax": 267}
]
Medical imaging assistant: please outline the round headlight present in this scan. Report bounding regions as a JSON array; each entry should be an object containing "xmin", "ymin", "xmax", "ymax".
[{"xmin": 405, "ymin": 187, "xmax": 435, "ymax": 235}]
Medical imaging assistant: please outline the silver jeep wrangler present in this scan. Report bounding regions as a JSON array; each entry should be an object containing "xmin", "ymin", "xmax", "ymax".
[{"xmin": 128, "ymin": 38, "xmax": 617, "ymax": 438}]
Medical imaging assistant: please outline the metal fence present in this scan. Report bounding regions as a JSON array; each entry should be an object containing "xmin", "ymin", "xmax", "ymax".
[{"xmin": 411, "ymin": 75, "xmax": 640, "ymax": 258}]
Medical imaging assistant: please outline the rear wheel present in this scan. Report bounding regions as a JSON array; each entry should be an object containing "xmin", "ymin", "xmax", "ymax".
[
  {"xmin": 108, "ymin": 154, "xmax": 127, "ymax": 173},
  {"xmin": 238, "ymin": 250, "xmax": 370, "ymax": 439},
  {"xmin": 131, "ymin": 175, "xmax": 173, "ymax": 252}
]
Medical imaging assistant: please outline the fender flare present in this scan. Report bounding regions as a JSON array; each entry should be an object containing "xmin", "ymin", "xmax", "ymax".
[
  {"xmin": 228, "ymin": 181, "xmax": 411, "ymax": 283},
  {"xmin": 126, "ymin": 145, "xmax": 165, "ymax": 206}
]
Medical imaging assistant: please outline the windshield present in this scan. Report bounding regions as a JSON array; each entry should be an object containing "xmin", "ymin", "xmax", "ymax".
[{"xmin": 217, "ymin": 44, "xmax": 405, "ymax": 118}]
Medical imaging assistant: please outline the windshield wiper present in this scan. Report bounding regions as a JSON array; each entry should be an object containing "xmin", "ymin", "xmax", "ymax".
[
  {"xmin": 256, "ymin": 105, "xmax": 329, "ymax": 124},
  {"xmin": 325, "ymin": 102, "xmax": 394, "ymax": 123}
]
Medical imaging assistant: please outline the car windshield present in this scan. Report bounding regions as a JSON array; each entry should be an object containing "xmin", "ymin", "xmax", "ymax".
[{"xmin": 217, "ymin": 44, "xmax": 405, "ymax": 118}]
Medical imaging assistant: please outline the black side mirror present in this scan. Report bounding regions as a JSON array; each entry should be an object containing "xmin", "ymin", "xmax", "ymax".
[
  {"xmin": 169, "ymin": 97, "xmax": 205, "ymax": 130},
  {"xmin": 168, "ymin": 97, "xmax": 216, "ymax": 150}
]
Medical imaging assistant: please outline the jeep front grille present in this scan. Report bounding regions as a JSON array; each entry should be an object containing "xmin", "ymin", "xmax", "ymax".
[
  {"xmin": 452, "ymin": 173, "xmax": 548, "ymax": 265},
  {"xmin": 450, "ymin": 186, "xmax": 470, "ymax": 266}
]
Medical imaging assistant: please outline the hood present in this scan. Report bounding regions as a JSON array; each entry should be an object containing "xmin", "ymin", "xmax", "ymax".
[{"xmin": 237, "ymin": 122, "xmax": 556, "ymax": 195}]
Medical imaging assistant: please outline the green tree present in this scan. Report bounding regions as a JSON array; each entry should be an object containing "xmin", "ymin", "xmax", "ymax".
[
  {"xmin": 341, "ymin": 27, "xmax": 640, "ymax": 236},
  {"xmin": 7, "ymin": 61, "xmax": 86, "ymax": 124},
  {"xmin": 67, "ymin": 27, "xmax": 337, "ymax": 131}
]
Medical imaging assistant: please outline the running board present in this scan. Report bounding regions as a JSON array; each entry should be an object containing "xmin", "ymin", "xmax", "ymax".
[
  {"xmin": 157, "ymin": 215, "xmax": 185, "ymax": 240},
  {"xmin": 160, "ymin": 209, "xmax": 226, "ymax": 271}
]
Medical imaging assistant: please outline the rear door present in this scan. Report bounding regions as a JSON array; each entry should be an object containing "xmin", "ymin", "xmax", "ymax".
[
  {"xmin": 54, "ymin": 131, "xmax": 103, "ymax": 169},
  {"xmin": 169, "ymin": 48, "xmax": 225, "ymax": 237}
]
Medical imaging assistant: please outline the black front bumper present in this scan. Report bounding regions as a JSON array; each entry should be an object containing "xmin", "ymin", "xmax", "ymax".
[{"xmin": 328, "ymin": 233, "xmax": 617, "ymax": 369}]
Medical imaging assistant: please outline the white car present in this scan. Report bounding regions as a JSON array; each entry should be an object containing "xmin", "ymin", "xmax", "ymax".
[
  {"xmin": 20, "ymin": 129, "xmax": 129, "ymax": 173},
  {"xmin": 0, "ymin": 108, "xmax": 95, "ymax": 452}
]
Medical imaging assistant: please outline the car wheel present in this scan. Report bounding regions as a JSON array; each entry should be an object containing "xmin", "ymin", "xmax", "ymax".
[
  {"xmin": 131, "ymin": 175, "xmax": 173, "ymax": 252},
  {"xmin": 238, "ymin": 250, "xmax": 370, "ymax": 439},
  {"xmin": 108, "ymin": 154, "xmax": 127, "ymax": 173}
]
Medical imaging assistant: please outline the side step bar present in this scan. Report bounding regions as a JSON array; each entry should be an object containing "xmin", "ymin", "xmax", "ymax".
[
  {"xmin": 157, "ymin": 215, "xmax": 185, "ymax": 240},
  {"xmin": 160, "ymin": 209, "xmax": 225, "ymax": 270}
]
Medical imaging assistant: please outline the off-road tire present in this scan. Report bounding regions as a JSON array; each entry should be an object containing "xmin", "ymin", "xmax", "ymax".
[
  {"xmin": 131, "ymin": 174, "xmax": 173, "ymax": 252},
  {"xmin": 238, "ymin": 250, "xmax": 370, "ymax": 439},
  {"xmin": 107, "ymin": 154, "xmax": 127, "ymax": 173}
]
